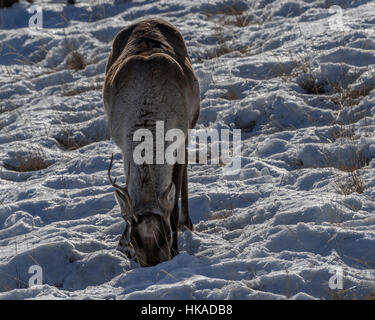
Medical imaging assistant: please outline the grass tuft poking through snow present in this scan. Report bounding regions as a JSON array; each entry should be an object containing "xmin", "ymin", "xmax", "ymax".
[{"xmin": 4, "ymin": 150, "xmax": 50, "ymax": 172}]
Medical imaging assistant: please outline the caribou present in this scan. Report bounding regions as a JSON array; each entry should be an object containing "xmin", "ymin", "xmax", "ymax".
[{"xmin": 103, "ymin": 18, "xmax": 200, "ymax": 267}]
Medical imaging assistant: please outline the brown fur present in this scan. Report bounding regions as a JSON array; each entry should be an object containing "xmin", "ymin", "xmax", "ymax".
[{"xmin": 103, "ymin": 18, "xmax": 200, "ymax": 129}]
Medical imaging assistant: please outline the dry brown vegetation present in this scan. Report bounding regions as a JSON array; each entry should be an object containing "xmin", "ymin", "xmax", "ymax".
[
  {"xmin": 204, "ymin": 2, "xmax": 248, "ymax": 17},
  {"xmin": 334, "ymin": 169, "xmax": 365, "ymax": 195},
  {"xmin": 5, "ymin": 151, "xmax": 50, "ymax": 172},
  {"xmin": 55, "ymin": 126, "xmax": 110, "ymax": 151},
  {"xmin": 195, "ymin": 2, "xmax": 254, "ymax": 61},
  {"xmin": 223, "ymin": 14, "xmax": 252, "ymax": 27},
  {"xmin": 66, "ymin": 50, "xmax": 88, "ymax": 71},
  {"xmin": 277, "ymin": 55, "xmax": 373, "ymax": 195},
  {"xmin": 61, "ymin": 83, "xmax": 102, "ymax": 97},
  {"xmin": 55, "ymin": 134, "xmax": 82, "ymax": 151},
  {"xmin": 330, "ymin": 80, "xmax": 375, "ymax": 108},
  {"xmin": 62, "ymin": 32, "xmax": 92, "ymax": 71}
]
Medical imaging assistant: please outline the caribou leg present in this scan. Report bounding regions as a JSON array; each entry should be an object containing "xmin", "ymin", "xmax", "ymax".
[
  {"xmin": 179, "ymin": 147, "xmax": 193, "ymax": 231},
  {"xmin": 170, "ymin": 162, "xmax": 183, "ymax": 258}
]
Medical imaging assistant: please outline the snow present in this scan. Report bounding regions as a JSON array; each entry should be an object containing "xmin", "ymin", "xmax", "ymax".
[{"xmin": 0, "ymin": 0, "xmax": 375, "ymax": 299}]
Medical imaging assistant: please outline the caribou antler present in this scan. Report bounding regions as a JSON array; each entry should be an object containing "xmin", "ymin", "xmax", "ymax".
[
  {"xmin": 108, "ymin": 154, "xmax": 128, "ymax": 191},
  {"xmin": 108, "ymin": 154, "xmax": 134, "ymax": 221}
]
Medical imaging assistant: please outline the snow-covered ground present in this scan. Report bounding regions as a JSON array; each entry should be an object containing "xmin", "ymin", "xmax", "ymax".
[{"xmin": 1, "ymin": 0, "xmax": 375, "ymax": 299}]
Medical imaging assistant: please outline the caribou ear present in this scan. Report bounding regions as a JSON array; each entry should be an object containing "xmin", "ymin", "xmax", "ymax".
[
  {"xmin": 159, "ymin": 182, "xmax": 175, "ymax": 217},
  {"xmin": 115, "ymin": 190, "xmax": 136, "ymax": 222}
]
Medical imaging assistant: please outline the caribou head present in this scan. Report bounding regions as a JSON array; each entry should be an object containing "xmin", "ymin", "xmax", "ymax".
[{"xmin": 108, "ymin": 154, "xmax": 175, "ymax": 267}]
